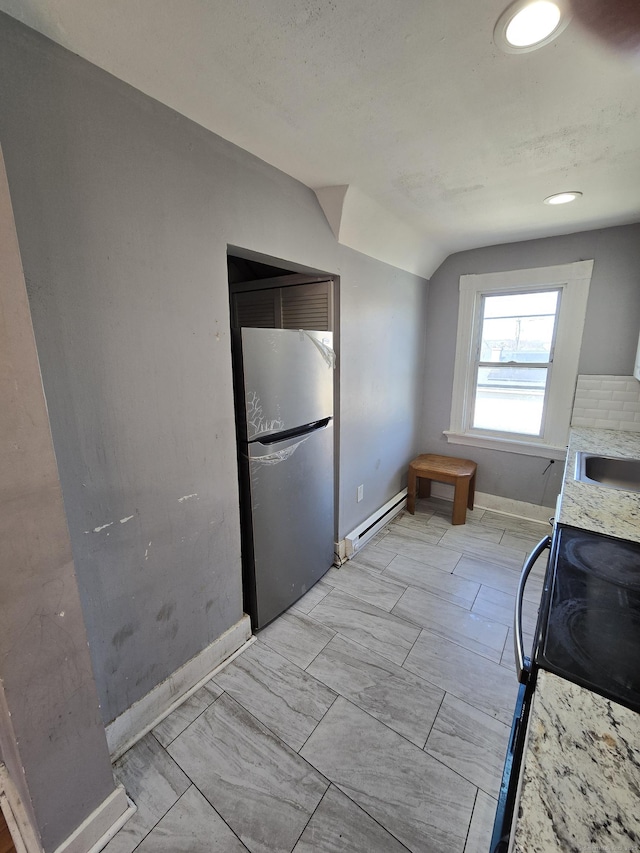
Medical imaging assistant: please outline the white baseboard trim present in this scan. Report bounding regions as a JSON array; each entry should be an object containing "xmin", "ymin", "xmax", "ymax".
[
  {"xmin": 340, "ymin": 488, "xmax": 408, "ymax": 558},
  {"xmin": 429, "ymin": 483, "xmax": 553, "ymax": 523},
  {"xmin": 106, "ymin": 615, "xmax": 252, "ymax": 760},
  {"xmin": 333, "ymin": 539, "xmax": 348, "ymax": 566},
  {"xmin": 52, "ymin": 786, "xmax": 133, "ymax": 853}
]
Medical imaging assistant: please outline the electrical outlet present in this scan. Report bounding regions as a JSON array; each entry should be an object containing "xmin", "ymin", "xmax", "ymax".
[{"xmin": 357, "ymin": 484, "xmax": 364, "ymax": 502}]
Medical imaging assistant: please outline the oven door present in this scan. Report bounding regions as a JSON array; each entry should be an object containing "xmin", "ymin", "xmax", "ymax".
[
  {"xmin": 491, "ymin": 534, "xmax": 552, "ymax": 852},
  {"xmin": 490, "ymin": 676, "xmax": 535, "ymax": 853}
]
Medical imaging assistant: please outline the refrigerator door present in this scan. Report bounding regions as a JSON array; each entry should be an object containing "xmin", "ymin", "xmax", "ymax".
[
  {"xmin": 246, "ymin": 419, "xmax": 334, "ymax": 628},
  {"xmin": 240, "ymin": 328, "xmax": 334, "ymax": 440}
]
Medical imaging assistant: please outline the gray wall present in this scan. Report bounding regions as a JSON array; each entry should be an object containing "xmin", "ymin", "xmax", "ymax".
[
  {"xmin": 0, "ymin": 14, "xmax": 427, "ymax": 724},
  {"xmin": 0, "ymin": 146, "xmax": 116, "ymax": 853},
  {"xmin": 339, "ymin": 253, "xmax": 427, "ymax": 527},
  {"xmin": 421, "ymin": 224, "xmax": 640, "ymax": 507}
]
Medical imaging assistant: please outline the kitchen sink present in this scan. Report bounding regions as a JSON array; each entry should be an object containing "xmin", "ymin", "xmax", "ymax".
[{"xmin": 575, "ymin": 452, "xmax": 640, "ymax": 492}]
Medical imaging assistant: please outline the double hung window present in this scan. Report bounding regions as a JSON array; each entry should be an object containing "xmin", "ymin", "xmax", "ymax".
[{"xmin": 446, "ymin": 260, "xmax": 593, "ymax": 457}]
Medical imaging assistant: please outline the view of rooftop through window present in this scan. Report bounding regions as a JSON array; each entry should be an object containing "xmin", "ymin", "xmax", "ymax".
[{"xmin": 472, "ymin": 289, "xmax": 560, "ymax": 435}]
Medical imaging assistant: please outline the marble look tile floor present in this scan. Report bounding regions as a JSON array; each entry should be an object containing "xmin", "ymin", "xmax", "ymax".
[{"xmin": 104, "ymin": 498, "xmax": 548, "ymax": 853}]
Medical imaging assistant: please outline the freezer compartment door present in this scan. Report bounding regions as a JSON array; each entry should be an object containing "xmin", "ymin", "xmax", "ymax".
[
  {"xmin": 247, "ymin": 419, "xmax": 334, "ymax": 629},
  {"xmin": 241, "ymin": 328, "xmax": 334, "ymax": 440}
]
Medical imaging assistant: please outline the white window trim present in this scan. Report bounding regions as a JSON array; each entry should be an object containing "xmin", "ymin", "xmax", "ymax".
[{"xmin": 446, "ymin": 259, "xmax": 594, "ymax": 458}]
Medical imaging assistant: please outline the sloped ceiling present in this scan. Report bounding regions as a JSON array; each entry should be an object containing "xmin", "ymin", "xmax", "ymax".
[{"xmin": 1, "ymin": 0, "xmax": 639, "ymax": 276}]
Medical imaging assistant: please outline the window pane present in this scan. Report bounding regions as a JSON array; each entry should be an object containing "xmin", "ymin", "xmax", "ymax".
[
  {"xmin": 482, "ymin": 291, "xmax": 559, "ymax": 319},
  {"xmin": 473, "ymin": 366, "xmax": 547, "ymax": 435},
  {"xmin": 480, "ymin": 291, "xmax": 559, "ymax": 364}
]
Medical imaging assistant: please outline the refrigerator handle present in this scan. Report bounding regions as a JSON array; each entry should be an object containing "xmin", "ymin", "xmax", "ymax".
[
  {"xmin": 514, "ymin": 535, "xmax": 551, "ymax": 684},
  {"xmin": 248, "ymin": 419, "xmax": 330, "ymax": 458},
  {"xmin": 253, "ymin": 418, "xmax": 331, "ymax": 448}
]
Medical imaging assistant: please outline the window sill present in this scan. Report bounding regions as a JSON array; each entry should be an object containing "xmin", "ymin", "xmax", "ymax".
[{"xmin": 443, "ymin": 430, "xmax": 567, "ymax": 460}]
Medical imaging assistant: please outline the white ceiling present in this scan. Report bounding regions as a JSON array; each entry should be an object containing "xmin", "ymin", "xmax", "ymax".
[{"xmin": 2, "ymin": 0, "xmax": 639, "ymax": 274}]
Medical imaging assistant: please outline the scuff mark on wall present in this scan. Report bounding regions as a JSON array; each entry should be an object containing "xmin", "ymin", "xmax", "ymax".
[
  {"xmin": 134, "ymin": 663, "xmax": 158, "ymax": 688},
  {"xmin": 163, "ymin": 622, "xmax": 179, "ymax": 640},
  {"xmin": 155, "ymin": 602, "xmax": 176, "ymax": 622},
  {"xmin": 84, "ymin": 514, "xmax": 133, "ymax": 532},
  {"xmin": 112, "ymin": 623, "xmax": 135, "ymax": 649},
  {"xmin": 178, "ymin": 494, "xmax": 198, "ymax": 503}
]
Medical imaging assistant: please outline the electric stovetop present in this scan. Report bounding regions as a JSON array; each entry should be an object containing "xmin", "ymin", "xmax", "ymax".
[{"xmin": 536, "ymin": 525, "xmax": 640, "ymax": 713}]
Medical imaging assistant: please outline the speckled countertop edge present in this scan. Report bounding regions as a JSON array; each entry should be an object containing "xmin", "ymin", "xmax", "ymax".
[
  {"xmin": 558, "ymin": 427, "xmax": 640, "ymax": 544},
  {"xmin": 511, "ymin": 670, "xmax": 640, "ymax": 853}
]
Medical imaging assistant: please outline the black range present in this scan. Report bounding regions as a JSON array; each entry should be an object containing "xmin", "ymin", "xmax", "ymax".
[
  {"xmin": 536, "ymin": 524, "xmax": 640, "ymax": 713},
  {"xmin": 491, "ymin": 522, "xmax": 640, "ymax": 852}
]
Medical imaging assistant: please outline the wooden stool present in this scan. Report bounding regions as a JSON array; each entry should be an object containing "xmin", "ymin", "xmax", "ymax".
[{"xmin": 407, "ymin": 454, "xmax": 477, "ymax": 525}]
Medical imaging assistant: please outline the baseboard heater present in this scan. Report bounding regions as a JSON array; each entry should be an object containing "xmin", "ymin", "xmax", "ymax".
[{"xmin": 338, "ymin": 487, "xmax": 407, "ymax": 562}]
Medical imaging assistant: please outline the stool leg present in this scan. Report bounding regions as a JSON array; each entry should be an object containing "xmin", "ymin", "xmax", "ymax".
[
  {"xmin": 418, "ymin": 478, "xmax": 431, "ymax": 499},
  {"xmin": 467, "ymin": 471, "xmax": 476, "ymax": 511},
  {"xmin": 452, "ymin": 477, "xmax": 470, "ymax": 525},
  {"xmin": 407, "ymin": 467, "xmax": 417, "ymax": 515}
]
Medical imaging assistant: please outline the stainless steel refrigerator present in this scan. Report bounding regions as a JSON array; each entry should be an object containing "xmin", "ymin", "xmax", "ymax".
[{"xmin": 233, "ymin": 328, "xmax": 335, "ymax": 629}]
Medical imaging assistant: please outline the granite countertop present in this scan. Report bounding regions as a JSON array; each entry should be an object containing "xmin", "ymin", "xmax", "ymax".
[
  {"xmin": 511, "ymin": 670, "xmax": 640, "ymax": 853},
  {"xmin": 558, "ymin": 427, "xmax": 640, "ymax": 544}
]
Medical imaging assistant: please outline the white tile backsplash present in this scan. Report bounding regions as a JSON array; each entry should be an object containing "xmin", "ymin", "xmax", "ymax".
[{"xmin": 572, "ymin": 375, "xmax": 640, "ymax": 431}]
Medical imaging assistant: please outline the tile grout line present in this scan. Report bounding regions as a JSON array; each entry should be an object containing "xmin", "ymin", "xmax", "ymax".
[
  {"xmin": 151, "ymin": 685, "xmax": 224, "ymax": 749},
  {"xmin": 326, "ymin": 783, "xmax": 416, "ymax": 853},
  {"xmin": 311, "ymin": 624, "xmax": 450, "ymax": 714},
  {"xmin": 404, "ymin": 622, "xmax": 514, "ymax": 673},
  {"xmin": 180, "ymin": 778, "xmax": 252, "ymax": 852},
  {"xmin": 296, "ymin": 691, "xmax": 341, "ymax": 755},
  {"xmin": 300, "ymin": 645, "xmax": 447, "ymax": 754},
  {"xmin": 303, "ymin": 693, "xmax": 480, "ymax": 817},
  {"xmin": 168, "ymin": 687, "xmax": 336, "ymax": 814},
  {"xmin": 116, "ymin": 765, "xmax": 193, "ymax": 853},
  {"xmin": 258, "ymin": 630, "xmax": 336, "ymax": 673},
  {"xmin": 286, "ymin": 785, "xmax": 331, "ymax": 852},
  {"xmin": 211, "ymin": 654, "xmax": 340, "ymax": 754},
  {"xmin": 391, "ymin": 599, "xmax": 509, "ymax": 665},
  {"xmin": 421, "ymin": 687, "xmax": 447, "ymax": 748},
  {"xmin": 462, "ymin": 788, "xmax": 481, "ymax": 853}
]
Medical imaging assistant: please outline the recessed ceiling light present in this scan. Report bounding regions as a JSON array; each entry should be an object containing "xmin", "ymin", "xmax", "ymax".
[
  {"xmin": 544, "ymin": 191, "xmax": 583, "ymax": 205},
  {"xmin": 495, "ymin": 1, "xmax": 571, "ymax": 54},
  {"xmin": 507, "ymin": 1, "xmax": 560, "ymax": 45}
]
